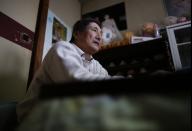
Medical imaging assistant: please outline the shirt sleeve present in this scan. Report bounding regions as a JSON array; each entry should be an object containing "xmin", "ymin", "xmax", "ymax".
[
  {"xmin": 92, "ymin": 60, "xmax": 109, "ymax": 76},
  {"xmin": 43, "ymin": 42, "xmax": 112, "ymax": 82}
]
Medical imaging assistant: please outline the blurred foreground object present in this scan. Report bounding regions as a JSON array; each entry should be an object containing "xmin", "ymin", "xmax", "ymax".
[{"xmin": 17, "ymin": 94, "xmax": 190, "ymax": 131}]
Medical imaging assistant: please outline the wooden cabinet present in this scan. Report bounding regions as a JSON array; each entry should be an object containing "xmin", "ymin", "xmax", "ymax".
[{"xmin": 93, "ymin": 38, "xmax": 173, "ymax": 78}]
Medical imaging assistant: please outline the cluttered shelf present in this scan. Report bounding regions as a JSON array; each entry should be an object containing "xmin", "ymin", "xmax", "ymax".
[{"xmin": 93, "ymin": 37, "xmax": 174, "ymax": 77}]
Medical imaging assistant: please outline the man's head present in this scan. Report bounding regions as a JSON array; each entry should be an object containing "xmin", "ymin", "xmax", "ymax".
[{"xmin": 70, "ymin": 18, "xmax": 102, "ymax": 55}]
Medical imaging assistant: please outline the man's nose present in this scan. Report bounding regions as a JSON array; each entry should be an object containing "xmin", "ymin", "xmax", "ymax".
[
  {"xmin": 96, "ymin": 36, "xmax": 101, "ymax": 42},
  {"xmin": 96, "ymin": 32, "xmax": 102, "ymax": 40}
]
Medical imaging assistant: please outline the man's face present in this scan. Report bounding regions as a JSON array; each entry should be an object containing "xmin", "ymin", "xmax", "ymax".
[{"xmin": 76, "ymin": 22, "xmax": 102, "ymax": 55}]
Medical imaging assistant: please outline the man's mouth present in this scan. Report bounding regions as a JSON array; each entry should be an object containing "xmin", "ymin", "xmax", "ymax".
[{"xmin": 93, "ymin": 41, "xmax": 100, "ymax": 46}]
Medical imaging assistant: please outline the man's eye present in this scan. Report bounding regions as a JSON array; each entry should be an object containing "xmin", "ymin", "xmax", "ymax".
[{"xmin": 91, "ymin": 28, "xmax": 97, "ymax": 32}]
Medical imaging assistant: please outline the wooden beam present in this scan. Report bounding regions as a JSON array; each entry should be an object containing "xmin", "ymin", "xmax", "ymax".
[{"xmin": 27, "ymin": 0, "xmax": 49, "ymax": 88}]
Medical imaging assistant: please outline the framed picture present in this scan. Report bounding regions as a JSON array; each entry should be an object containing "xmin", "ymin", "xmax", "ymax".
[
  {"xmin": 42, "ymin": 10, "xmax": 70, "ymax": 60},
  {"xmin": 82, "ymin": 2, "xmax": 127, "ymax": 31},
  {"xmin": 163, "ymin": 0, "xmax": 191, "ymax": 18},
  {"xmin": 52, "ymin": 17, "xmax": 67, "ymax": 44}
]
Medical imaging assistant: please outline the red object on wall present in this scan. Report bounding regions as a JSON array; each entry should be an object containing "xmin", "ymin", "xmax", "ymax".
[{"xmin": 0, "ymin": 12, "xmax": 34, "ymax": 50}]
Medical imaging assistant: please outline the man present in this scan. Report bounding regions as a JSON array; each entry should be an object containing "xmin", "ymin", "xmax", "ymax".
[{"xmin": 16, "ymin": 18, "xmax": 119, "ymax": 122}]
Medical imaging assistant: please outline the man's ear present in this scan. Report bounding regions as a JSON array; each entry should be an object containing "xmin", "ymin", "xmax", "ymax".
[
  {"xmin": 74, "ymin": 31, "xmax": 81, "ymax": 39},
  {"xmin": 73, "ymin": 32, "xmax": 77, "ymax": 39},
  {"xmin": 75, "ymin": 31, "xmax": 82, "ymax": 40}
]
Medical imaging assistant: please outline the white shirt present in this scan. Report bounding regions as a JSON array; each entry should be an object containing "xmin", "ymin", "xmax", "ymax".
[{"xmin": 17, "ymin": 41, "xmax": 113, "ymax": 121}]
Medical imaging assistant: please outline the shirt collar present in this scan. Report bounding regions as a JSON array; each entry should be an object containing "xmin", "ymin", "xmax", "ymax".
[{"xmin": 72, "ymin": 43, "xmax": 93, "ymax": 61}]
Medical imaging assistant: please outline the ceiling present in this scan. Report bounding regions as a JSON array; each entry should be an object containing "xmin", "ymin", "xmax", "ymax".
[{"xmin": 78, "ymin": 0, "xmax": 92, "ymax": 4}]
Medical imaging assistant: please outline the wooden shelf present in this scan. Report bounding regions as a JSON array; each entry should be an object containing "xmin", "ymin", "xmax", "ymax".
[{"xmin": 93, "ymin": 38, "xmax": 173, "ymax": 77}]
